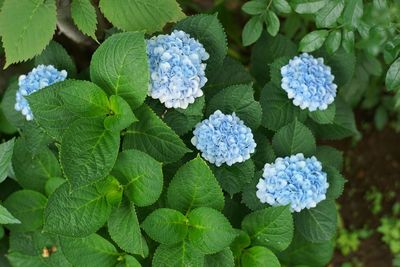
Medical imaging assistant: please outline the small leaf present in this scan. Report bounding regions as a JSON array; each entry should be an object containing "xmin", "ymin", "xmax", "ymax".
[
  {"xmin": 44, "ymin": 177, "xmax": 66, "ymax": 196},
  {"xmin": 308, "ymin": 103, "xmax": 336, "ymax": 124},
  {"xmin": 142, "ymin": 208, "xmax": 188, "ymax": 245},
  {"xmin": 204, "ymin": 247, "xmax": 235, "ymax": 267},
  {"xmin": 299, "ymin": 30, "xmax": 328, "ymax": 52},
  {"xmin": 242, "ymin": 171, "xmax": 266, "ymax": 211},
  {"xmin": 265, "ymin": 11, "xmax": 280, "ymax": 37},
  {"xmin": 0, "ymin": 204, "xmax": 20, "ymax": 224},
  {"xmin": 342, "ymin": 0, "xmax": 363, "ymax": 28},
  {"xmin": 117, "ymin": 255, "xmax": 141, "ymax": 267},
  {"xmin": 291, "ymin": 0, "xmax": 327, "ymax": 14},
  {"xmin": 316, "ymin": 0, "xmax": 345, "ymax": 28},
  {"xmin": 0, "ymin": 138, "xmax": 14, "ymax": 183},
  {"xmin": 152, "ymin": 242, "xmax": 204, "ymax": 267},
  {"xmin": 1, "ymin": 82, "xmax": 25, "ymax": 128},
  {"xmin": 35, "ymin": 41, "xmax": 77, "ymax": 76},
  {"xmin": 325, "ymin": 30, "xmax": 342, "ymax": 54},
  {"xmin": 230, "ymin": 230, "xmax": 251, "ymax": 259},
  {"xmin": 241, "ymin": 246, "xmax": 280, "ymax": 267},
  {"xmin": 104, "ymin": 95, "xmax": 137, "ymax": 132},
  {"xmin": 273, "ymin": 0, "xmax": 292, "ymax": 13},
  {"xmin": 71, "ymin": 0, "xmax": 98, "ymax": 40},
  {"xmin": 342, "ymin": 29, "xmax": 355, "ymax": 53},
  {"xmin": 253, "ymin": 132, "xmax": 276, "ymax": 170},
  {"xmin": 315, "ymin": 145, "xmax": 343, "ymax": 171},
  {"xmin": 242, "ymin": 0, "xmax": 267, "ymax": 15},
  {"xmin": 386, "ymin": 57, "xmax": 400, "ymax": 91},
  {"xmin": 242, "ymin": 16, "xmax": 263, "ymax": 46},
  {"xmin": 325, "ymin": 166, "xmax": 346, "ymax": 200}
]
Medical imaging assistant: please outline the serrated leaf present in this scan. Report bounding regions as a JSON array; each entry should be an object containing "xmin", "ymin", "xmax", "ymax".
[
  {"xmin": 3, "ymin": 190, "xmax": 47, "ymax": 232},
  {"xmin": 269, "ymin": 56, "xmax": 291, "ymax": 87},
  {"xmin": 61, "ymin": 234, "xmax": 119, "ymax": 267},
  {"xmin": 272, "ymin": 120, "xmax": 316, "ymax": 157},
  {"xmin": 308, "ymin": 103, "xmax": 336, "ymax": 124},
  {"xmin": 242, "ymin": 16, "xmax": 263, "ymax": 46},
  {"xmin": 90, "ymin": 32, "xmax": 148, "ymax": 109},
  {"xmin": 299, "ymin": 30, "xmax": 328, "ymax": 52},
  {"xmin": 211, "ymin": 160, "xmax": 255, "ymax": 196},
  {"xmin": 242, "ymin": 0, "xmax": 267, "ymax": 15},
  {"xmin": 316, "ymin": 0, "xmax": 344, "ymax": 28},
  {"xmin": 6, "ymin": 252, "xmax": 44, "ymax": 267},
  {"xmin": 188, "ymin": 207, "xmax": 236, "ymax": 254},
  {"xmin": 206, "ymin": 84, "xmax": 262, "ymax": 129},
  {"xmin": 242, "ymin": 171, "xmax": 265, "ymax": 211},
  {"xmin": 265, "ymin": 11, "xmax": 280, "ymax": 37},
  {"xmin": 0, "ymin": 204, "xmax": 20, "ymax": 224},
  {"xmin": 241, "ymin": 246, "xmax": 280, "ymax": 267},
  {"xmin": 0, "ymin": 0, "xmax": 57, "ymax": 67},
  {"xmin": 112, "ymin": 149, "xmax": 163, "ymax": 207},
  {"xmin": 386, "ymin": 57, "xmax": 400, "ymax": 91},
  {"xmin": 152, "ymin": 242, "xmax": 204, "ymax": 267},
  {"xmin": 35, "ymin": 41, "xmax": 77, "ymax": 76},
  {"xmin": 242, "ymin": 206, "xmax": 293, "ymax": 252},
  {"xmin": 123, "ymin": 105, "xmax": 190, "ymax": 164},
  {"xmin": 315, "ymin": 145, "xmax": 343, "ymax": 171},
  {"xmin": 0, "ymin": 138, "xmax": 14, "ymax": 183},
  {"xmin": 44, "ymin": 176, "xmax": 122, "ymax": 237},
  {"xmin": 104, "ymin": 95, "xmax": 137, "ymax": 132},
  {"xmin": 99, "ymin": 0, "xmax": 185, "ymax": 33},
  {"xmin": 325, "ymin": 30, "xmax": 342, "ymax": 54},
  {"xmin": 253, "ymin": 132, "xmax": 276, "ymax": 170},
  {"xmin": 174, "ymin": 14, "xmax": 227, "ymax": 75},
  {"xmin": 343, "ymin": 0, "xmax": 363, "ymax": 28},
  {"xmin": 325, "ymin": 166, "xmax": 346, "ymax": 199},
  {"xmin": 44, "ymin": 177, "xmax": 66, "ymax": 196},
  {"xmin": 230, "ymin": 230, "xmax": 251, "ymax": 260},
  {"xmin": 204, "ymin": 247, "xmax": 234, "ymax": 267},
  {"xmin": 294, "ymin": 200, "xmax": 337, "ymax": 242},
  {"xmin": 142, "ymin": 208, "xmax": 188, "ymax": 245},
  {"xmin": 60, "ymin": 118, "xmax": 120, "ymax": 188},
  {"xmin": 71, "ymin": 0, "xmax": 98, "ymax": 40},
  {"xmin": 108, "ymin": 200, "xmax": 147, "ymax": 256},
  {"xmin": 291, "ymin": 0, "xmax": 327, "ymax": 14},
  {"xmin": 167, "ymin": 156, "xmax": 224, "ymax": 213},
  {"xmin": 116, "ymin": 255, "xmax": 141, "ymax": 267},
  {"xmin": 273, "ymin": 0, "xmax": 291, "ymax": 13}
]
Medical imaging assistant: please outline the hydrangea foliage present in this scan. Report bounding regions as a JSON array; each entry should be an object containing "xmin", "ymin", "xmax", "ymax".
[
  {"xmin": 191, "ymin": 110, "xmax": 256, "ymax": 167},
  {"xmin": 256, "ymin": 153, "xmax": 329, "ymax": 212},
  {"xmin": 281, "ymin": 53, "xmax": 337, "ymax": 111},
  {"xmin": 147, "ymin": 30, "xmax": 209, "ymax": 109},
  {"xmin": 15, "ymin": 65, "xmax": 67, "ymax": 120}
]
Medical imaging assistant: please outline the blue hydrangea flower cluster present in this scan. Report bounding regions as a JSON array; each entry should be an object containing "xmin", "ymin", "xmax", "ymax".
[
  {"xmin": 256, "ymin": 153, "xmax": 329, "ymax": 212},
  {"xmin": 191, "ymin": 110, "xmax": 256, "ymax": 167},
  {"xmin": 146, "ymin": 30, "xmax": 209, "ymax": 109},
  {"xmin": 281, "ymin": 53, "xmax": 337, "ymax": 111},
  {"xmin": 15, "ymin": 65, "xmax": 67, "ymax": 121}
]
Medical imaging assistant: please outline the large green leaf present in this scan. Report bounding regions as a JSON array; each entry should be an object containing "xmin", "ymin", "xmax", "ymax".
[
  {"xmin": 123, "ymin": 105, "xmax": 190, "ymax": 164},
  {"xmin": 71, "ymin": 0, "xmax": 98, "ymax": 40},
  {"xmin": 242, "ymin": 206, "xmax": 293, "ymax": 252},
  {"xmin": 0, "ymin": 138, "xmax": 14, "ymax": 183},
  {"xmin": 90, "ymin": 32, "xmax": 149, "ymax": 109},
  {"xmin": 99, "ymin": 0, "xmax": 185, "ymax": 33},
  {"xmin": 167, "ymin": 156, "xmax": 224, "ymax": 213},
  {"xmin": 188, "ymin": 207, "xmax": 236, "ymax": 254},
  {"xmin": 112, "ymin": 149, "xmax": 163, "ymax": 207},
  {"xmin": 44, "ymin": 176, "xmax": 122, "ymax": 237},
  {"xmin": 241, "ymin": 246, "xmax": 280, "ymax": 267},
  {"xmin": 0, "ymin": 204, "xmax": 20, "ymax": 224},
  {"xmin": 60, "ymin": 118, "xmax": 120, "ymax": 188},
  {"xmin": 152, "ymin": 242, "xmax": 204, "ymax": 267},
  {"xmin": 204, "ymin": 247, "xmax": 234, "ymax": 267},
  {"xmin": 0, "ymin": 0, "xmax": 57, "ymax": 67},
  {"xmin": 35, "ymin": 41, "xmax": 77, "ymax": 76}
]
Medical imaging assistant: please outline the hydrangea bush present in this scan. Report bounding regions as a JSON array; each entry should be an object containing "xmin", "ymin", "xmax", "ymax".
[{"xmin": 0, "ymin": 0, "xmax": 389, "ymax": 266}]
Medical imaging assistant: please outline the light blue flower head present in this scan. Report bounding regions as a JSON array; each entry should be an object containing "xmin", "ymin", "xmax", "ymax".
[
  {"xmin": 15, "ymin": 65, "xmax": 67, "ymax": 121},
  {"xmin": 147, "ymin": 30, "xmax": 209, "ymax": 109},
  {"xmin": 256, "ymin": 153, "xmax": 329, "ymax": 212},
  {"xmin": 281, "ymin": 53, "xmax": 337, "ymax": 111},
  {"xmin": 191, "ymin": 110, "xmax": 256, "ymax": 167}
]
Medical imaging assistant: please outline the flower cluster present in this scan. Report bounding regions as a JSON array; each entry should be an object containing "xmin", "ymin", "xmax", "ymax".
[
  {"xmin": 281, "ymin": 53, "xmax": 337, "ymax": 111},
  {"xmin": 191, "ymin": 110, "xmax": 256, "ymax": 167},
  {"xmin": 146, "ymin": 30, "xmax": 209, "ymax": 109},
  {"xmin": 256, "ymin": 153, "xmax": 329, "ymax": 212},
  {"xmin": 15, "ymin": 65, "xmax": 67, "ymax": 120}
]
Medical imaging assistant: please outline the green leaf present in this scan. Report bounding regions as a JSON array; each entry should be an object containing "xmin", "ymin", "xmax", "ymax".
[
  {"xmin": 108, "ymin": 200, "xmax": 147, "ymax": 256},
  {"xmin": 123, "ymin": 105, "xmax": 190, "ymax": 164},
  {"xmin": 342, "ymin": 29, "xmax": 355, "ymax": 53},
  {"xmin": 1, "ymin": 82, "xmax": 26, "ymax": 128},
  {"xmin": 325, "ymin": 166, "xmax": 346, "ymax": 199},
  {"xmin": 90, "ymin": 32, "xmax": 148, "ymax": 109},
  {"xmin": 0, "ymin": 138, "xmax": 14, "ymax": 183},
  {"xmin": 295, "ymin": 200, "xmax": 337, "ymax": 242},
  {"xmin": 299, "ymin": 30, "xmax": 328, "ymax": 52},
  {"xmin": 242, "ymin": 16, "xmax": 263, "ymax": 46},
  {"xmin": 204, "ymin": 247, "xmax": 234, "ymax": 267},
  {"xmin": 44, "ymin": 176, "xmax": 122, "ymax": 237},
  {"xmin": 99, "ymin": 0, "xmax": 185, "ymax": 33},
  {"xmin": 272, "ymin": 120, "xmax": 316, "ymax": 157},
  {"xmin": 3, "ymin": 190, "xmax": 47, "ymax": 232},
  {"xmin": 386, "ymin": 57, "xmax": 400, "ymax": 91},
  {"xmin": 242, "ymin": 206, "xmax": 293, "ymax": 252},
  {"xmin": 241, "ymin": 246, "xmax": 280, "ymax": 267},
  {"xmin": 152, "ymin": 242, "xmax": 204, "ymax": 267},
  {"xmin": 60, "ymin": 118, "xmax": 120, "ymax": 188},
  {"xmin": 325, "ymin": 30, "xmax": 341, "ymax": 54},
  {"xmin": 211, "ymin": 160, "xmax": 255, "ymax": 197},
  {"xmin": 19, "ymin": 122, "xmax": 52, "ymax": 156},
  {"xmin": 0, "ymin": 107, "xmax": 17, "ymax": 135},
  {"xmin": 27, "ymin": 80, "xmax": 110, "ymax": 141},
  {"xmin": 167, "ymin": 156, "xmax": 224, "ymax": 213},
  {"xmin": 142, "ymin": 208, "xmax": 188, "ymax": 245},
  {"xmin": 6, "ymin": 252, "xmax": 44, "ymax": 267},
  {"xmin": 291, "ymin": 0, "xmax": 327, "ymax": 14},
  {"xmin": 116, "ymin": 255, "xmax": 141, "ymax": 267},
  {"xmin": 273, "ymin": 0, "xmax": 292, "ymax": 13},
  {"xmin": 269, "ymin": 56, "xmax": 291, "ymax": 87},
  {"xmin": 112, "ymin": 149, "xmax": 163, "ymax": 207},
  {"xmin": 35, "ymin": 41, "xmax": 77, "ymax": 76},
  {"xmin": 174, "ymin": 14, "xmax": 227, "ymax": 75},
  {"xmin": 316, "ymin": 0, "xmax": 344, "ymax": 28},
  {"xmin": 265, "ymin": 11, "xmax": 280, "ymax": 37},
  {"xmin": 253, "ymin": 132, "xmax": 276, "ymax": 170},
  {"xmin": 61, "ymin": 234, "xmax": 119, "ymax": 267},
  {"xmin": 242, "ymin": 0, "xmax": 267, "ymax": 15},
  {"xmin": 315, "ymin": 145, "xmax": 343, "ymax": 171},
  {"xmin": 343, "ymin": 0, "xmax": 363, "ymax": 28},
  {"xmin": 206, "ymin": 84, "xmax": 262, "ymax": 129},
  {"xmin": 44, "ymin": 177, "xmax": 66, "ymax": 196},
  {"xmin": 0, "ymin": 204, "xmax": 20, "ymax": 224},
  {"xmin": 308, "ymin": 103, "xmax": 336, "ymax": 124},
  {"xmin": 230, "ymin": 230, "xmax": 251, "ymax": 260},
  {"xmin": 0, "ymin": 0, "xmax": 56, "ymax": 67},
  {"xmin": 242, "ymin": 171, "xmax": 266, "ymax": 211},
  {"xmin": 71, "ymin": 0, "xmax": 98, "ymax": 40},
  {"xmin": 12, "ymin": 138, "xmax": 61, "ymax": 193},
  {"xmin": 104, "ymin": 95, "xmax": 137, "ymax": 132},
  {"xmin": 188, "ymin": 207, "xmax": 236, "ymax": 254}
]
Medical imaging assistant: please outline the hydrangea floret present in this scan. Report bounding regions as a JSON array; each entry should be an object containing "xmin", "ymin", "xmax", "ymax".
[
  {"xmin": 256, "ymin": 153, "xmax": 329, "ymax": 212},
  {"xmin": 146, "ymin": 30, "xmax": 209, "ymax": 109},
  {"xmin": 15, "ymin": 65, "xmax": 67, "ymax": 121},
  {"xmin": 191, "ymin": 110, "xmax": 256, "ymax": 167},
  {"xmin": 281, "ymin": 53, "xmax": 337, "ymax": 111}
]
